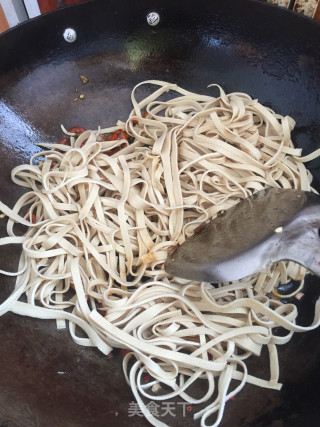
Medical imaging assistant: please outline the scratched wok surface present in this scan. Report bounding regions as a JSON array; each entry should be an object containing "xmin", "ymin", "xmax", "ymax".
[{"xmin": 0, "ymin": 1, "xmax": 320, "ymax": 426}]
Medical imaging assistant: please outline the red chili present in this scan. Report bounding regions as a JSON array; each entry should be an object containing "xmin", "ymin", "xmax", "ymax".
[
  {"xmin": 26, "ymin": 213, "xmax": 36, "ymax": 223},
  {"xmin": 106, "ymin": 130, "xmax": 127, "ymax": 141},
  {"xmin": 132, "ymin": 111, "xmax": 148, "ymax": 126},
  {"xmin": 107, "ymin": 129, "xmax": 122, "ymax": 141},
  {"xmin": 80, "ymin": 139, "xmax": 88, "ymax": 148},
  {"xmin": 121, "ymin": 349, "xmax": 131, "ymax": 358},
  {"xmin": 56, "ymin": 137, "xmax": 70, "ymax": 153},
  {"xmin": 68, "ymin": 126, "xmax": 87, "ymax": 135},
  {"xmin": 118, "ymin": 130, "xmax": 128, "ymax": 140},
  {"xmin": 144, "ymin": 374, "xmax": 150, "ymax": 383},
  {"xmin": 103, "ymin": 130, "xmax": 127, "ymax": 155},
  {"xmin": 58, "ymin": 137, "xmax": 70, "ymax": 145}
]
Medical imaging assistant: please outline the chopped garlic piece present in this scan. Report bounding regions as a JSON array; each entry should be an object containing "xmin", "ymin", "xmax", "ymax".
[{"xmin": 275, "ymin": 227, "xmax": 283, "ymax": 233}]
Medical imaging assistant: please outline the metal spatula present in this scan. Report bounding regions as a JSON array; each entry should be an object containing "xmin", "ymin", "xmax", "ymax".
[{"xmin": 164, "ymin": 188, "xmax": 320, "ymax": 283}]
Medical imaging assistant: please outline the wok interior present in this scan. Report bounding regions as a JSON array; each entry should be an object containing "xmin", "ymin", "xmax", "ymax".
[{"xmin": 0, "ymin": 1, "xmax": 320, "ymax": 425}]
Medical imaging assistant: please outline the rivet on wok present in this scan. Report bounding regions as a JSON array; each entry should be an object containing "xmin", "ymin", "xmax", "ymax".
[
  {"xmin": 147, "ymin": 12, "xmax": 160, "ymax": 27},
  {"xmin": 63, "ymin": 28, "xmax": 77, "ymax": 43}
]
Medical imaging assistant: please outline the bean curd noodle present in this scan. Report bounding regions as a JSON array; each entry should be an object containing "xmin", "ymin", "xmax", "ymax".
[{"xmin": 1, "ymin": 80, "xmax": 320, "ymax": 426}]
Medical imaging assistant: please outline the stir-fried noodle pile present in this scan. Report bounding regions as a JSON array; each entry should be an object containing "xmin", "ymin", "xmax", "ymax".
[{"xmin": 1, "ymin": 81, "xmax": 320, "ymax": 427}]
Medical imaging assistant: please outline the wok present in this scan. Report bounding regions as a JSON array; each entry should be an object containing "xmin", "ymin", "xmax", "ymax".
[{"xmin": 0, "ymin": 0, "xmax": 320, "ymax": 426}]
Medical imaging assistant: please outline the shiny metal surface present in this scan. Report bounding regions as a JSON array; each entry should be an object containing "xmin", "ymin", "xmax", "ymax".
[
  {"xmin": 165, "ymin": 189, "xmax": 320, "ymax": 282},
  {"xmin": 0, "ymin": 1, "xmax": 320, "ymax": 426}
]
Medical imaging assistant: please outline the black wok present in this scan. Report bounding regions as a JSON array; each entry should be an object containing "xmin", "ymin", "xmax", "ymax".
[{"xmin": 0, "ymin": 1, "xmax": 320, "ymax": 426}]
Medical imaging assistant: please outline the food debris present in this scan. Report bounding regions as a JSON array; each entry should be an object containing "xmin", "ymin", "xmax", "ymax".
[
  {"xmin": 80, "ymin": 74, "xmax": 89, "ymax": 84},
  {"xmin": 79, "ymin": 94, "xmax": 85, "ymax": 100},
  {"xmin": 274, "ymin": 227, "xmax": 283, "ymax": 233},
  {"xmin": 295, "ymin": 292, "xmax": 304, "ymax": 300},
  {"xmin": 57, "ymin": 371, "xmax": 66, "ymax": 375},
  {"xmin": 75, "ymin": 88, "xmax": 78, "ymax": 93},
  {"xmin": 144, "ymin": 374, "xmax": 151, "ymax": 383},
  {"xmin": 106, "ymin": 352, "xmax": 114, "ymax": 358},
  {"xmin": 151, "ymin": 383, "xmax": 161, "ymax": 393},
  {"xmin": 74, "ymin": 97, "xmax": 79, "ymax": 102},
  {"xmin": 0, "ymin": 213, "xmax": 6, "ymax": 218}
]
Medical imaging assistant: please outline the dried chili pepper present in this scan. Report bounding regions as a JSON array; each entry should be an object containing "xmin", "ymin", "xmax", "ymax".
[
  {"xmin": 121, "ymin": 349, "xmax": 131, "ymax": 358},
  {"xmin": 66, "ymin": 127, "xmax": 87, "ymax": 147},
  {"xmin": 26, "ymin": 213, "xmax": 37, "ymax": 224},
  {"xmin": 132, "ymin": 111, "xmax": 148, "ymax": 125},
  {"xmin": 57, "ymin": 137, "xmax": 70, "ymax": 153},
  {"xmin": 143, "ymin": 374, "xmax": 151, "ymax": 383},
  {"xmin": 103, "ymin": 129, "xmax": 128, "ymax": 155},
  {"xmin": 106, "ymin": 129, "xmax": 122, "ymax": 141},
  {"xmin": 58, "ymin": 137, "xmax": 70, "ymax": 145},
  {"xmin": 68, "ymin": 126, "xmax": 87, "ymax": 136}
]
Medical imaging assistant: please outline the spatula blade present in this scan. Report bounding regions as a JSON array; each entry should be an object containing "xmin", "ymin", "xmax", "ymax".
[{"xmin": 164, "ymin": 188, "xmax": 320, "ymax": 283}]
